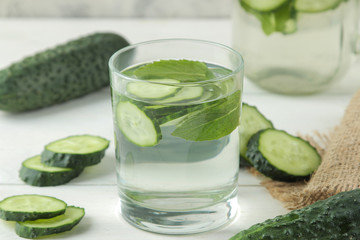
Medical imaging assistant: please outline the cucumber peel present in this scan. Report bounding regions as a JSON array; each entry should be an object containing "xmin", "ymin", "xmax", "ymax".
[{"xmin": 15, "ymin": 206, "xmax": 85, "ymax": 239}]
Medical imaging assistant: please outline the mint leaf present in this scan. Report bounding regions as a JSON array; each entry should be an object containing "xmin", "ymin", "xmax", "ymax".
[
  {"xmin": 240, "ymin": 1, "xmax": 276, "ymax": 35},
  {"xmin": 134, "ymin": 59, "xmax": 214, "ymax": 82},
  {"xmin": 171, "ymin": 91, "xmax": 241, "ymax": 141}
]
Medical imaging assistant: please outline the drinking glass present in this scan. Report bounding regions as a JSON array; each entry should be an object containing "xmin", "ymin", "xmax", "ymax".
[
  {"xmin": 232, "ymin": 0, "xmax": 360, "ymax": 95},
  {"xmin": 109, "ymin": 39, "xmax": 244, "ymax": 234}
]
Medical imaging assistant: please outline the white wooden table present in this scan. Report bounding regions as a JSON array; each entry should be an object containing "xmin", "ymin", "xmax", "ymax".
[{"xmin": 0, "ymin": 18, "xmax": 359, "ymax": 240}]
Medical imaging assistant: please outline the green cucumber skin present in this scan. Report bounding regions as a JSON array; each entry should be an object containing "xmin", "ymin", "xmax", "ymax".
[
  {"xmin": 239, "ymin": 156, "xmax": 253, "ymax": 168},
  {"xmin": 246, "ymin": 130, "xmax": 309, "ymax": 182},
  {"xmin": 0, "ymin": 209, "xmax": 65, "ymax": 222},
  {"xmin": 19, "ymin": 165, "xmax": 83, "ymax": 187},
  {"xmin": 41, "ymin": 149, "xmax": 106, "ymax": 168},
  {"xmin": 0, "ymin": 32, "xmax": 129, "ymax": 112},
  {"xmin": 15, "ymin": 207, "xmax": 85, "ymax": 239},
  {"xmin": 230, "ymin": 189, "xmax": 360, "ymax": 240}
]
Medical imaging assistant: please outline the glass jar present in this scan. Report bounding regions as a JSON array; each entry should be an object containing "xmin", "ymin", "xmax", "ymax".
[{"xmin": 232, "ymin": 0, "xmax": 360, "ymax": 95}]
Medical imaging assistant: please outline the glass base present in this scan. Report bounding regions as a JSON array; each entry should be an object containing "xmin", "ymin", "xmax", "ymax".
[
  {"xmin": 247, "ymin": 68, "xmax": 335, "ymax": 95},
  {"xmin": 117, "ymin": 190, "xmax": 238, "ymax": 235}
]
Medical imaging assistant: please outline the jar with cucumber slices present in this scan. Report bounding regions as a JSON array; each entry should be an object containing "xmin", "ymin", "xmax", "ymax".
[{"xmin": 232, "ymin": 0, "xmax": 360, "ymax": 95}]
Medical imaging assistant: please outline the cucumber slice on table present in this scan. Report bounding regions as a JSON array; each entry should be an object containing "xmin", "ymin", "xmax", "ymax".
[
  {"xmin": 0, "ymin": 195, "xmax": 66, "ymax": 221},
  {"xmin": 295, "ymin": 0, "xmax": 343, "ymax": 13},
  {"xmin": 126, "ymin": 79, "xmax": 180, "ymax": 100},
  {"xmin": 15, "ymin": 206, "xmax": 85, "ymax": 239},
  {"xmin": 19, "ymin": 155, "xmax": 83, "ymax": 186},
  {"xmin": 239, "ymin": 103, "xmax": 273, "ymax": 167},
  {"xmin": 242, "ymin": 0, "xmax": 289, "ymax": 12},
  {"xmin": 41, "ymin": 135, "xmax": 110, "ymax": 168},
  {"xmin": 246, "ymin": 129, "xmax": 321, "ymax": 182},
  {"xmin": 116, "ymin": 101, "xmax": 161, "ymax": 147}
]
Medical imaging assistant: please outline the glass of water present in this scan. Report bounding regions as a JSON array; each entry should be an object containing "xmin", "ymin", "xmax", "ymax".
[
  {"xmin": 109, "ymin": 39, "xmax": 244, "ymax": 234},
  {"xmin": 232, "ymin": 0, "xmax": 360, "ymax": 95}
]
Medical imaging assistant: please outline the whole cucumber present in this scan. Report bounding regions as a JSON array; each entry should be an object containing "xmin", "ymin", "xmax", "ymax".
[
  {"xmin": 230, "ymin": 189, "xmax": 360, "ymax": 239},
  {"xmin": 0, "ymin": 32, "xmax": 129, "ymax": 112}
]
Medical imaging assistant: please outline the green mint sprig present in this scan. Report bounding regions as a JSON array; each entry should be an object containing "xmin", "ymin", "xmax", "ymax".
[
  {"xmin": 133, "ymin": 59, "xmax": 214, "ymax": 81},
  {"xmin": 130, "ymin": 59, "xmax": 240, "ymax": 142},
  {"xmin": 171, "ymin": 90, "xmax": 241, "ymax": 141}
]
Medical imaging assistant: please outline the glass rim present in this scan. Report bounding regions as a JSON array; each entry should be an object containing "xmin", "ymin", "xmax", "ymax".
[{"xmin": 108, "ymin": 38, "xmax": 244, "ymax": 85}]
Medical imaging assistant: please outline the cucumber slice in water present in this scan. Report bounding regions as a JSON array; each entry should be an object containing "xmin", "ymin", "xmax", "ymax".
[
  {"xmin": 241, "ymin": 0, "xmax": 297, "ymax": 35},
  {"xmin": 15, "ymin": 206, "xmax": 85, "ymax": 239},
  {"xmin": 295, "ymin": 0, "xmax": 343, "ymax": 13},
  {"xmin": 160, "ymin": 114, "xmax": 188, "ymax": 127},
  {"xmin": 242, "ymin": 0, "xmax": 289, "ymax": 12},
  {"xmin": 144, "ymin": 99, "xmax": 218, "ymax": 126},
  {"xmin": 239, "ymin": 103, "xmax": 273, "ymax": 167},
  {"xmin": 0, "ymin": 195, "xmax": 66, "ymax": 221},
  {"xmin": 246, "ymin": 129, "xmax": 321, "ymax": 182},
  {"xmin": 155, "ymin": 86, "xmax": 204, "ymax": 104},
  {"xmin": 126, "ymin": 79, "xmax": 180, "ymax": 100},
  {"xmin": 20, "ymin": 155, "xmax": 83, "ymax": 186},
  {"xmin": 116, "ymin": 101, "xmax": 161, "ymax": 147},
  {"xmin": 156, "ymin": 105, "xmax": 205, "ymax": 125},
  {"xmin": 41, "ymin": 135, "xmax": 110, "ymax": 168}
]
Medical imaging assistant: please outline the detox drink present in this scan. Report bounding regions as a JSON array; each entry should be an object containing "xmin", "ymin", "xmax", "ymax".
[
  {"xmin": 232, "ymin": 0, "xmax": 359, "ymax": 94},
  {"xmin": 109, "ymin": 40, "xmax": 244, "ymax": 234}
]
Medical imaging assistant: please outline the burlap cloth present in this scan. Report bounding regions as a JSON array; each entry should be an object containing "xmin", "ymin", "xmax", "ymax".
[{"xmin": 258, "ymin": 89, "xmax": 360, "ymax": 210}]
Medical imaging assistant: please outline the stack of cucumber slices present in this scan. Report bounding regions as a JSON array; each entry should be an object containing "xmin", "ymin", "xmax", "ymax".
[
  {"xmin": 0, "ymin": 194, "xmax": 84, "ymax": 238},
  {"xmin": 239, "ymin": 103, "xmax": 321, "ymax": 182},
  {"xmin": 19, "ymin": 135, "xmax": 110, "ymax": 186}
]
